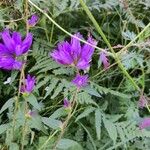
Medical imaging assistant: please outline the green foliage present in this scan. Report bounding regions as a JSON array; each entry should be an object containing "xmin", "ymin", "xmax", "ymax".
[{"xmin": 0, "ymin": 0, "xmax": 150, "ymax": 149}]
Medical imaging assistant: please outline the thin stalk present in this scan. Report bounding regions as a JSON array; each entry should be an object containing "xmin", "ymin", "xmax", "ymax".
[
  {"xmin": 21, "ymin": 100, "xmax": 28, "ymax": 150},
  {"xmin": 38, "ymin": 130, "xmax": 59, "ymax": 150},
  {"xmin": 20, "ymin": 1, "xmax": 30, "ymax": 149},
  {"xmin": 52, "ymin": 88, "xmax": 79, "ymax": 150},
  {"xmin": 12, "ymin": 0, "xmax": 29, "ymax": 138},
  {"xmin": 50, "ymin": 23, "xmax": 54, "ymax": 44},
  {"xmin": 79, "ymin": 0, "xmax": 140, "ymax": 91}
]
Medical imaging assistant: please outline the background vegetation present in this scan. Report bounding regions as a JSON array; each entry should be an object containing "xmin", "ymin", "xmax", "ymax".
[{"xmin": 0, "ymin": 0, "xmax": 150, "ymax": 149}]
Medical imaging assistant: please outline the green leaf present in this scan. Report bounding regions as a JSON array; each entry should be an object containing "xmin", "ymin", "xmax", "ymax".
[
  {"xmin": 42, "ymin": 117, "xmax": 62, "ymax": 130},
  {"xmin": 84, "ymin": 86, "xmax": 101, "ymax": 97},
  {"xmin": 0, "ymin": 98, "xmax": 14, "ymax": 114},
  {"xmin": 51, "ymin": 82, "xmax": 64, "ymax": 99},
  {"xmin": 9, "ymin": 143, "xmax": 19, "ymax": 150},
  {"xmin": 50, "ymin": 108, "xmax": 67, "ymax": 119},
  {"xmin": 75, "ymin": 107, "xmax": 96, "ymax": 122},
  {"xmin": 0, "ymin": 124, "xmax": 9, "ymax": 134},
  {"xmin": 26, "ymin": 94, "xmax": 41, "ymax": 111},
  {"xmin": 29, "ymin": 115, "xmax": 47, "ymax": 134},
  {"xmin": 44, "ymin": 78, "xmax": 59, "ymax": 99},
  {"xmin": 103, "ymin": 118, "xmax": 117, "ymax": 144},
  {"xmin": 57, "ymin": 138, "xmax": 83, "ymax": 150},
  {"xmin": 91, "ymin": 82, "xmax": 131, "ymax": 99},
  {"xmin": 77, "ymin": 91, "xmax": 98, "ymax": 106},
  {"xmin": 95, "ymin": 109, "xmax": 102, "ymax": 140}
]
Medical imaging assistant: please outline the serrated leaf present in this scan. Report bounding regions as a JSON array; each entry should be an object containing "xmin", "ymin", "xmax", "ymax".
[
  {"xmin": 75, "ymin": 107, "xmax": 96, "ymax": 122},
  {"xmin": 42, "ymin": 117, "xmax": 62, "ymax": 130},
  {"xmin": 26, "ymin": 94, "xmax": 41, "ymax": 111},
  {"xmin": 50, "ymin": 108, "xmax": 67, "ymax": 119},
  {"xmin": 44, "ymin": 78, "xmax": 59, "ymax": 99},
  {"xmin": 77, "ymin": 91, "xmax": 98, "ymax": 106},
  {"xmin": 84, "ymin": 86, "xmax": 101, "ymax": 97},
  {"xmin": 0, "ymin": 98, "xmax": 14, "ymax": 114},
  {"xmin": 103, "ymin": 118, "xmax": 117, "ymax": 144},
  {"xmin": 51, "ymin": 82, "xmax": 64, "ymax": 99},
  {"xmin": 29, "ymin": 115, "xmax": 47, "ymax": 134}
]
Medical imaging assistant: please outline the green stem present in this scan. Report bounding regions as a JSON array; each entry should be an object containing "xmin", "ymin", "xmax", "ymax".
[
  {"xmin": 50, "ymin": 23, "xmax": 54, "ymax": 44},
  {"xmin": 79, "ymin": 0, "xmax": 140, "ymax": 91}
]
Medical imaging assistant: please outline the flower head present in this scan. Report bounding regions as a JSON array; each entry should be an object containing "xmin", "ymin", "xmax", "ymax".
[
  {"xmin": 0, "ymin": 29, "xmax": 33, "ymax": 70},
  {"xmin": 99, "ymin": 50, "xmax": 110, "ymax": 70},
  {"xmin": 28, "ymin": 14, "xmax": 39, "ymax": 27},
  {"xmin": 21, "ymin": 74, "xmax": 36, "ymax": 94},
  {"xmin": 63, "ymin": 99, "xmax": 71, "ymax": 108},
  {"xmin": 50, "ymin": 33, "xmax": 97, "ymax": 70},
  {"xmin": 139, "ymin": 118, "xmax": 150, "ymax": 129},
  {"xmin": 72, "ymin": 74, "xmax": 88, "ymax": 88}
]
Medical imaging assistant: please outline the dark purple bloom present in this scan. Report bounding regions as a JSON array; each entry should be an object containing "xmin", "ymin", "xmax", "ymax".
[
  {"xmin": 72, "ymin": 74, "xmax": 88, "ymax": 88},
  {"xmin": 139, "ymin": 118, "xmax": 150, "ymax": 129},
  {"xmin": 138, "ymin": 95, "xmax": 147, "ymax": 109},
  {"xmin": 0, "ymin": 29, "xmax": 33, "ymax": 70},
  {"xmin": 21, "ymin": 74, "xmax": 36, "ymax": 94},
  {"xmin": 99, "ymin": 50, "xmax": 110, "ymax": 70},
  {"xmin": 28, "ymin": 14, "xmax": 39, "ymax": 27},
  {"xmin": 50, "ymin": 33, "xmax": 97, "ymax": 70},
  {"xmin": 63, "ymin": 99, "xmax": 71, "ymax": 108}
]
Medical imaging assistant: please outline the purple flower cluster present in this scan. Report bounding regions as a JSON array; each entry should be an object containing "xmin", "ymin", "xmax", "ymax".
[
  {"xmin": 50, "ymin": 33, "xmax": 97, "ymax": 70},
  {"xmin": 50, "ymin": 33, "xmax": 97, "ymax": 89},
  {"xmin": 28, "ymin": 14, "xmax": 39, "ymax": 27},
  {"xmin": 21, "ymin": 74, "xmax": 36, "ymax": 94},
  {"xmin": 0, "ymin": 29, "xmax": 32, "ymax": 70}
]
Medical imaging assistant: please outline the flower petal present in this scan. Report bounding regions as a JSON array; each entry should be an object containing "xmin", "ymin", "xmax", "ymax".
[
  {"xmin": 81, "ymin": 35, "xmax": 97, "ymax": 61},
  {"xmin": 1, "ymin": 29, "xmax": 15, "ymax": 53},
  {"xmin": 12, "ymin": 31, "xmax": 22, "ymax": 45},
  {"xmin": 70, "ymin": 33, "xmax": 82, "ymax": 60},
  {"xmin": 21, "ymin": 33, "xmax": 33, "ymax": 54}
]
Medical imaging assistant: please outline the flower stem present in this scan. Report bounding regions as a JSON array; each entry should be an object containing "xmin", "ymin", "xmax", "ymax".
[
  {"xmin": 38, "ymin": 130, "xmax": 59, "ymax": 150},
  {"xmin": 52, "ymin": 88, "xmax": 79, "ymax": 150}
]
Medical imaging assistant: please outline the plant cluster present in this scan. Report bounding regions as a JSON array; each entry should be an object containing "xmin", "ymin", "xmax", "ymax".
[{"xmin": 0, "ymin": 0, "xmax": 150, "ymax": 150}]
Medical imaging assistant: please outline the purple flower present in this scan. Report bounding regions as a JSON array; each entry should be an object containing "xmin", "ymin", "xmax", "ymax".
[
  {"xmin": 63, "ymin": 99, "xmax": 71, "ymax": 108},
  {"xmin": 72, "ymin": 74, "xmax": 88, "ymax": 88},
  {"xmin": 138, "ymin": 95, "xmax": 147, "ymax": 109},
  {"xmin": 139, "ymin": 118, "xmax": 150, "ymax": 129},
  {"xmin": 28, "ymin": 14, "xmax": 39, "ymax": 27},
  {"xmin": 0, "ymin": 29, "xmax": 33, "ymax": 70},
  {"xmin": 50, "ymin": 33, "xmax": 97, "ymax": 70},
  {"xmin": 99, "ymin": 50, "xmax": 110, "ymax": 70},
  {"xmin": 21, "ymin": 74, "xmax": 36, "ymax": 94}
]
